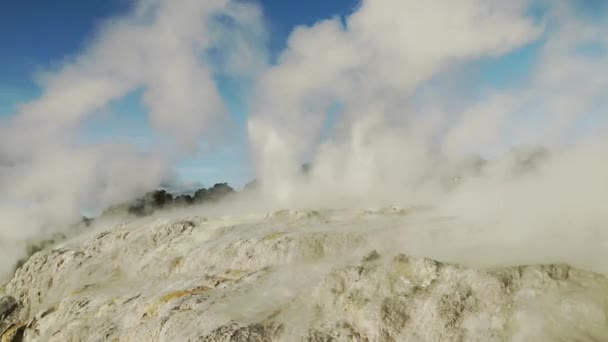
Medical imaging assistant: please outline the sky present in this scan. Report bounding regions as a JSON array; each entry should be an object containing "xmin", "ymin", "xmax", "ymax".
[{"xmin": 0, "ymin": 0, "xmax": 605, "ymax": 189}]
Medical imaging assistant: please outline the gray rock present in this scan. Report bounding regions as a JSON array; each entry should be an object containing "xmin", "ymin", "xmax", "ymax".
[
  {"xmin": 0, "ymin": 296, "xmax": 17, "ymax": 321},
  {"xmin": 199, "ymin": 322, "xmax": 284, "ymax": 341}
]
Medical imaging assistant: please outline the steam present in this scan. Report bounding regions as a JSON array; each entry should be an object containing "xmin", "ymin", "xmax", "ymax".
[
  {"xmin": 249, "ymin": 0, "xmax": 539, "ymax": 200},
  {"xmin": 248, "ymin": 0, "xmax": 608, "ymax": 204},
  {"xmin": 247, "ymin": 0, "xmax": 608, "ymax": 271},
  {"xmin": 2, "ymin": 0, "xmax": 608, "ymax": 281},
  {"xmin": 0, "ymin": 0, "xmax": 266, "ymax": 280}
]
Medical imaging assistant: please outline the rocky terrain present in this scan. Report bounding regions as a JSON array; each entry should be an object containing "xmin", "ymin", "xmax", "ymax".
[{"xmin": 2, "ymin": 207, "xmax": 608, "ymax": 341}]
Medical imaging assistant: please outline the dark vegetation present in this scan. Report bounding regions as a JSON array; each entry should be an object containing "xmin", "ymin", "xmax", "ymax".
[{"xmin": 104, "ymin": 182, "xmax": 236, "ymax": 217}]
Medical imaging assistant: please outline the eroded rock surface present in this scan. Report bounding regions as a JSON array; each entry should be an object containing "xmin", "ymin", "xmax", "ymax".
[{"xmin": 3, "ymin": 209, "xmax": 608, "ymax": 341}]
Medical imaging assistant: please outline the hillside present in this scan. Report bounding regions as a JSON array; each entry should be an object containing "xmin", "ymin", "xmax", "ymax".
[{"xmin": 2, "ymin": 207, "xmax": 608, "ymax": 341}]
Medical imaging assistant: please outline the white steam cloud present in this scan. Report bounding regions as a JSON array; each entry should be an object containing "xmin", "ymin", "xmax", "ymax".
[
  {"xmin": 0, "ymin": 0, "xmax": 266, "ymax": 279},
  {"xmin": 2, "ymin": 0, "xmax": 608, "ymax": 281},
  {"xmin": 249, "ymin": 0, "xmax": 542, "ymax": 202},
  {"xmin": 248, "ymin": 0, "xmax": 608, "ymax": 272}
]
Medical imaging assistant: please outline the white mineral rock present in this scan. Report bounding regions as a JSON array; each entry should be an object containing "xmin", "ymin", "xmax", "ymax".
[{"xmin": 2, "ymin": 208, "xmax": 608, "ymax": 341}]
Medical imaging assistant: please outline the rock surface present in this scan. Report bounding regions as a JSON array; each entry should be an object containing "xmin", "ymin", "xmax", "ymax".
[
  {"xmin": 0, "ymin": 297, "xmax": 17, "ymax": 322},
  {"xmin": 3, "ymin": 208, "xmax": 608, "ymax": 341}
]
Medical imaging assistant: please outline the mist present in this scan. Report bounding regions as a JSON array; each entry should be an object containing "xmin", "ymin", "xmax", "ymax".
[
  {"xmin": 248, "ymin": 0, "xmax": 608, "ymax": 273},
  {"xmin": 2, "ymin": 0, "xmax": 608, "ymax": 284},
  {"xmin": 0, "ymin": 0, "xmax": 267, "ymax": 280}
]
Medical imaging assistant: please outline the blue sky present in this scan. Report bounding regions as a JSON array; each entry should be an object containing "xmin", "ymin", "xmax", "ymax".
[
  {"xmin": 0, "ymin": 0, "xmax": 604, "ymax": 189},
  {"xmin": 0, "ymin": 0, "xmax": 129, "ymax": 112}
]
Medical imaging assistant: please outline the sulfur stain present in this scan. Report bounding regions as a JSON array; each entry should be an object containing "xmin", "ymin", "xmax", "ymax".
[
  {"xmin": 263, "ymin": 232, "xmax": 285, "ymax": 241},
  {"xmin": 1, "ymin": 322, "xmax": 26, "ymax": 342},
  {"xmin": 143, "ymin": 285, "xmax": 211, "ymax": 319}
]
